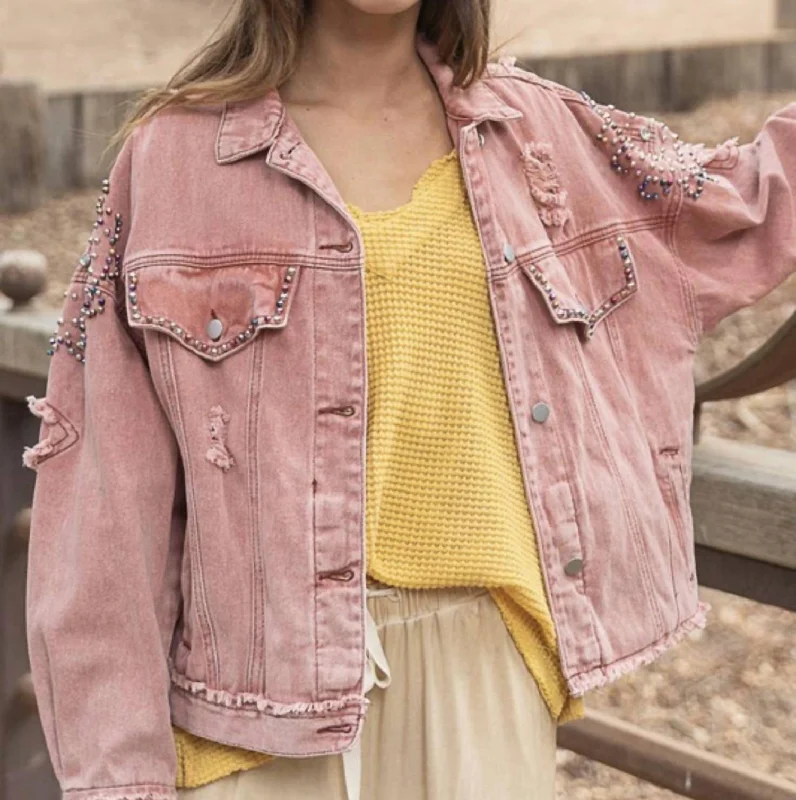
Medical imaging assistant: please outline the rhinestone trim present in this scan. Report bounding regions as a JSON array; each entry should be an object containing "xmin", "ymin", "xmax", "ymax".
[
  {"xmin": 47, "ymin": 178, "xmax": 122, "ymax": 365},
  {"xmin": 127, "ymin": 265, "xmax": 298, "ymax": 360},
  {"xmin": 525, "ymin": 235, "xmax": 637, "ymax": 340},
  {"xmin": 581, "ymin": 91, "xmax": 712, "ymax": 202}
]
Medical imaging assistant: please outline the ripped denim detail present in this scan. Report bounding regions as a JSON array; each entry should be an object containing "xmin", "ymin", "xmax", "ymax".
[
  {"xmin": 521, "ymin": 142, "xmax": 572, "ymax": 228},
  {"xmin": 22, "ymin": 395, "xmax": 78, "ymax": 470},
  {"xmin": 205, "ymin": 405, "xmax": 234, "ymax": 471}
]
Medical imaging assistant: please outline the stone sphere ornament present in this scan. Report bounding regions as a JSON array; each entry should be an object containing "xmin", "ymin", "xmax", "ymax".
[{"xmin": 0, "ymin": 249, "xmax": 48, "ymax": 307}]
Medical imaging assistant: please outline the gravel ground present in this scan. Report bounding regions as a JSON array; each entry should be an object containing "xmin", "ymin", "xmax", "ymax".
[{"xmin": 1, "ymin": 92, "xmax": 794, "ymax": 797}]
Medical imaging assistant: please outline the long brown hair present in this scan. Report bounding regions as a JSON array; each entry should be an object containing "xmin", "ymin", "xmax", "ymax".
[{"xmin": 111, "ymin": 0, "xmax": 496, "ymax": 149}]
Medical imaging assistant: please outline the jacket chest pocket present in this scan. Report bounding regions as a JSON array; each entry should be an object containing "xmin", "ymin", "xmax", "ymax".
[
  {"xmin": 123, "ymin": 259, "xmax": 301, "ymax": 361},
  {"xmin": 517, "ymin": 231, "xmax": 639, "ymax": 341}
]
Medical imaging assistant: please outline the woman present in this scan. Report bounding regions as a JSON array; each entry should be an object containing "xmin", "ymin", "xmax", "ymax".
[{"xmin": 23, "ymin": 1, "xmax": 796, "ymax": 799}]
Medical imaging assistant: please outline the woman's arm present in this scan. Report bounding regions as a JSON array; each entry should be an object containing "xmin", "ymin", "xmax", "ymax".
[
  {"xmin": 569, "ymin": 91, "xmax": 796, "ymax": 341},
  {"xmin": 671, "ymin": 102, "xmax": 796, "ymax": 340},
  {"xmin": 24, "ymin": 132, "xmax": 184, "ymax": 800}
]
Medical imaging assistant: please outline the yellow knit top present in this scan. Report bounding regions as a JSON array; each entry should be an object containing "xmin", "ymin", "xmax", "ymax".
[{"xmin": 172, "ymin": 148, "xmax": 585, "ymax": 788}]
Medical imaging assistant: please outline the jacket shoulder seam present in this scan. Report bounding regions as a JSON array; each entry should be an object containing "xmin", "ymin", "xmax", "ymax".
[{"xmin": 484, "ymin": 63, "xmax": 588, "ymax": 105}]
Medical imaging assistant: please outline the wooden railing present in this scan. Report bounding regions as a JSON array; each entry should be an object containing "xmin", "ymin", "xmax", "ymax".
[{"xmin": 555, "ymin": 310, "xmax": 796, "ymax": 799}]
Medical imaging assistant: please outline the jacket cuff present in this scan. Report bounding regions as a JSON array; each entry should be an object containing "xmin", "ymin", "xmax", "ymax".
[{"xmin": 63, "ymin": 787, "xmax": 176, "ymax": 800}]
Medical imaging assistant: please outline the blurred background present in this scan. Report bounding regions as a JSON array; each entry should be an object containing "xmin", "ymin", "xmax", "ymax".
[
  {"xmin": 0, "ymin": 2, "xmax": 794, "ymax": 799},
  {"xmin": 0, "ymin": 0, "xmax": 782, "ymax": 89}
]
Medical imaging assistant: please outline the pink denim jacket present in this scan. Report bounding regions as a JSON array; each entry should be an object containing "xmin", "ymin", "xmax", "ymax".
[{"xmin": 23, "ymin": 33, "xmax": 796, "ymax": 800}]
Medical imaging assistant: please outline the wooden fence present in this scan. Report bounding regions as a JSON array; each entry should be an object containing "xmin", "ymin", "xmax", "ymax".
[{"xmin": 4, "ymin": 23, "xmax": 796, "ymax": 202}]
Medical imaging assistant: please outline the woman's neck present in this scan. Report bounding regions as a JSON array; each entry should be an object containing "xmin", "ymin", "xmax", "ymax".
[{"xmin": 281, "ymin": 1, "xmax": 426, "ymax": 111}]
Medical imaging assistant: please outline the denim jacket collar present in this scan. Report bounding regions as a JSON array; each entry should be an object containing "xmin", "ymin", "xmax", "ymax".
[{"xmin": 215, "ymin": 32, "xmax": 522, "ymax": 165}]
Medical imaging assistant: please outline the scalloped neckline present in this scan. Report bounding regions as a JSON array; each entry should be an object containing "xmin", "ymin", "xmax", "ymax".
[{"xmin": 346, "ymin": 148, "xmax": 458, "ymax": 220}]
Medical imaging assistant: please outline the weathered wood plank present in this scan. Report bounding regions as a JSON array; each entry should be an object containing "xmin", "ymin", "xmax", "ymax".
[
  {"xmin": 558, "ymin": 709, "xmax": 796, "ymax": 800},
  {"xmin": 668, "ymin": 42, "xmax": 769, "ymax": 111},
  {"xmin": 44, "ymin": 88, "xmax": 142, "ymax": 191},
  {"xmin": 767, "ymin": 35, "xmax": 796, "ymax": 91},
  {"xmin": 0, "ymin": 83, "xmax": 45, "ymax": 212},
  {"xmin": 691, "ymin": 437, "xmax": 796, "ymax": 570},
  {"xmin": 79, "ymin": 91, "xmax": 129, "ymax": 188},
  {"xmin": 696, "ymin": 544, "xmax": 796, "ymax": 611},
  {"xmin": 695, "ymin": 311, "xmax": 796, "ymax": 403},
  {"xmin": 44, "ymin": 92, "xmax": 81, "ymax": 193}
]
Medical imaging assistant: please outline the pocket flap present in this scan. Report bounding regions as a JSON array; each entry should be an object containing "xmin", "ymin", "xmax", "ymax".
[
  {"xmin": 124, "ymin": 260, "xmax": 300, "ymax": 361},
  {"xmin": 518, "ymin": 234, "xmax": 638, "ymax": 340}
]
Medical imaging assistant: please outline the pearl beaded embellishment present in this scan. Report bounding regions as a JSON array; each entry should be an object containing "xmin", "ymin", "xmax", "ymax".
[
  {"xmin": 581, "ymin": 91, "xmax": 712, "ymax": 202},
  {"xmin": 127, "ymin": 266, "xmax": 298, "ymax": 360},
  {"xmin": 47, "ymin": 177, "xmax": 123, "ymax": 364},
  {"xmin": 525, "ymin": 236, "xmax": 637, "ymax": 339}
]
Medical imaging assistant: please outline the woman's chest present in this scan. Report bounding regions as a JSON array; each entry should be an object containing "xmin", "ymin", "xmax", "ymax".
[{"xmin": 283, "ymin": 98, "xmax": 454, "ymax": 213}]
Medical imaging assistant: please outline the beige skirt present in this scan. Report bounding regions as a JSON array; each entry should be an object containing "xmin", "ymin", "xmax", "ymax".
[{"xmin": 177, "ymin": 581, "xmax": 558, "ymax": 800}]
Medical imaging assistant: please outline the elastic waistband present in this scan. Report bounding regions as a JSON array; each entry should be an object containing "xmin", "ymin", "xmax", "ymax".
[{"xmin": 365, "ymin": 577, "xmax": 490, "ymax": 628}]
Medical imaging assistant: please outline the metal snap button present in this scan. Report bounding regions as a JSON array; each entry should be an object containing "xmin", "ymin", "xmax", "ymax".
[
  {"xmin": 564, "ymin": 557, "xmax": 584, "ymax": 577},
  {"xmin": 206, "ymin": 317, "xmax": 224, "ymax": 341},
  {"xmin": 503, "ymin": 243, "xmax": 515, "ymax": 264},
  {"xmin": 531, "ymin": 402, "xmax": 550, "ymax": 423}
]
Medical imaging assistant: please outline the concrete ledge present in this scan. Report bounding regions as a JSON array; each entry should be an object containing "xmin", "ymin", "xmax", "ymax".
[{"xmin": 0, "ymin": 305, "xmax": 57, "ymax": 389}]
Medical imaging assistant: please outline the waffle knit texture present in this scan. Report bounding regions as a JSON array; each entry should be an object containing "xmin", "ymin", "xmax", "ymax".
[{"xmin": 172, "ymin": 148, "xmax": 585, "ymax": 788}]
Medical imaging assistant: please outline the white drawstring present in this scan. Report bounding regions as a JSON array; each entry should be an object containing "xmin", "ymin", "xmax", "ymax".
[{"xmin": 341, "ymin": 586, "xmax": 394, "ymax": 800}]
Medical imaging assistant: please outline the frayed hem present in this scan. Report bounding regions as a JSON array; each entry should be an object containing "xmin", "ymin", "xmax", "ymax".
[
  {"xmin": 168, "ymin": 663, "xmax": 366, "ymax": 717},
  {"xmin": 566, "ymin": 600, "xmax": 713, "ymax": 697},
  {"xmin": 22, "ymin": 441, "xmax": 54, "ymax": 470},
  {"xmin": 63, "ymin": 786, "xmax": 176, "ymax": 800},
  {"xmin": 26, "ymin": 394, "xmax": 59, "ymax": 424}
]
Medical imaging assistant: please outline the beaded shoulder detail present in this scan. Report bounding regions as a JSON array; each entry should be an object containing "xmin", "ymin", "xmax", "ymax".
[
  {"xmin": 47, "ymin": 177, "xmax": 123, "ymax": 365},
  {"xmin": 580, "ymin": 91, "xmax": 719, "ymax": 203}
]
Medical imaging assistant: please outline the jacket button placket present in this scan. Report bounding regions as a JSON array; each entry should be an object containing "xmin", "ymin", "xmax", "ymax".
[
  {"xmin": 564, "ymin": 557, "xmax": 585, "ymax": 577},
  {"xmin": 531, "ymin": 402, "xmax": 550, "ymax": 423}
]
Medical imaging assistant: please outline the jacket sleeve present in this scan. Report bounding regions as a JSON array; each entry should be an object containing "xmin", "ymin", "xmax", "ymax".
[
  {"xmin": 671, "ymin": 103, "xmax": 796, "ymax": 339},
  {"xmin": 23, "ymin": 131, "xmax": 184, "ymax": 800}
]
